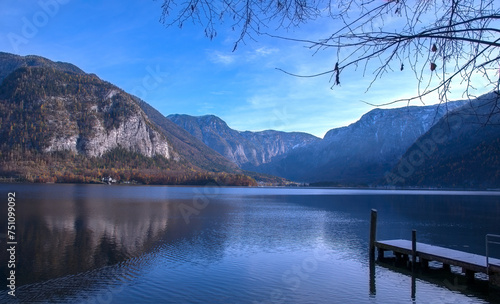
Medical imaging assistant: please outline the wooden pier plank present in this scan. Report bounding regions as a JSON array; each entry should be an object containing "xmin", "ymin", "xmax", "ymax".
[{"xmin": 375, "ymin": 239, "xmax": 500, "ymax": 274}]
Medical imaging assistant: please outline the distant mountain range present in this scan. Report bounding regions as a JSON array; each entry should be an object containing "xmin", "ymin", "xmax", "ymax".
[
  {"xmin": 251, "ymin": 102, "xmax": 467, "ymax": 184},
  {"xmin": 168, "ymin": 102, "xmax": 470, "ymax": 185},
  {"xmin": 167, "ymin": 114, "xmax": 319, "ymax": 169},
  {"xmin": 169, "ymin": 98, "xmax": 500, "ymax": 188},
  {"xmin": 1, "ymin": 51, "xmax": 499, "ymax": 188}
]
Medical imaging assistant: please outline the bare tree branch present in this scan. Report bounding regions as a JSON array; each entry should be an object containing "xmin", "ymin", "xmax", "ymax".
[{"xmin": 158, "ymin": 0, "xmax": 500, "ymax": 108}]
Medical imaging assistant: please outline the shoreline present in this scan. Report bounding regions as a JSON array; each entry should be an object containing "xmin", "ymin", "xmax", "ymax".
[{"xmin": 1, "ymin": 179, "xmax": 499, "ymax": 192}]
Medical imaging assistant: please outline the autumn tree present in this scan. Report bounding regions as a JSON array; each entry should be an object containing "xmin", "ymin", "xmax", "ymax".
[{"xmin": 160, "ymin": 0, "xmax": 500, "ymax": 106}]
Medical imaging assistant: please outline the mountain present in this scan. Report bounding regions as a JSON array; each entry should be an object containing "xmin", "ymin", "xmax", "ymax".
[
  {"xmin": 387, "ymin": 92, "xmax": 500, "ymax": 188},
  {"xmin": 0, "ymin": 52, "xmax": 255, "ymax": 185},
  {"xmin": 5, "ymin": 52, "xmax": 495, "ymax": 188},
  {"xmin": 167, "ymin": 114, "xmax": 320, "ymax": 170},
  {"xmin": 0, "ymin": 52, "xmax": 85, "ymax": 84},
  {"xmin": 0, "ymin": 66, "xmax": 173, "ymax": 159},
  {"xmin": 255, "ymin": 102, "xmax": 466, "ymax": 184},
  {"xmin": 136, "ymin": 103, "xmax": 240, "ymax": 173}
]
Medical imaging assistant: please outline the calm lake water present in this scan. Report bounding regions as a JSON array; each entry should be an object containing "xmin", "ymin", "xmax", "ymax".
[{"xmin": 1, "ymin": 184, "xmax": 500, "ymax": 303}]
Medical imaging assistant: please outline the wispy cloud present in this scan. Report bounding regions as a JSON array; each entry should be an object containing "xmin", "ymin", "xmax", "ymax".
[
  {"xmin": 210, "ymin": 90, "xmax": 233, "ymax": 96},
  {"xmin": 196, "ymin": 102, "xmax": 216, "ymax": 114},
  {"xmin": 247, "ymin": 95, "xmax": 278, "ymax": 109},
  {"xmin": 208, "ymin": 50, "xmax": 237, "ymax": 65},
  {"xmin": 207, "ymin": 45, "xmax": 279, "ymax": 66},
  {"xmin": 254, "ymin": 46, "xmax": 279, "ymax": 56}
]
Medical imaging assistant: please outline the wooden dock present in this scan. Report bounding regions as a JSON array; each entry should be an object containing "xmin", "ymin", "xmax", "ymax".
[
  {"xmin": 369, "ymin": 209, "xmax": 500, "ymax": 287},
  {"xmin": 376, "ymin": 239, "xmax": 500, "ymax": 278}
]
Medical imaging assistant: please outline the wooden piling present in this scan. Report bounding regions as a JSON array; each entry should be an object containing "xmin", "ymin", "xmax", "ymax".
[
  {"xmin": 369, "ymin": 209, "xmax": 377, "ymax": 261},
  {"xmin": 421, "ymin": 258, "xmax": 429, "ymax": 269},
  {"xmin": 369, "ymin": 258, "xmax": 376, "ymax": 295},
  {"xmin": 411, "ymin": 274, "xmax": 416, "ymax": 300},
  {"xmin": 443, "ymin": 263, "xmax": 451, "ymax": 272},
  {"xmin": 465, "ymin": 269, "xmax": 476, "ymax": 283},
  {"xmin": 412, "ymin": 230, "xmax": 417, "ymax": 270}
]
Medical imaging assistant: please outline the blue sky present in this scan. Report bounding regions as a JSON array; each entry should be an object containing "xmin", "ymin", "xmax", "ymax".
[{"xmin": 0, "ymin": 0, "xmax": 493, "ymax": 137}]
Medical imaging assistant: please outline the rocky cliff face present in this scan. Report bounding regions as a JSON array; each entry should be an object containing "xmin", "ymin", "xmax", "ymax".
[
  {"xmin": 240, "ymin": 130, "xmax": 319, "ymax": 163},
  {"xmin": 167, "ymin": 114, "xmax": 320, "ymax": 169},
  {"xmin": 44, "ymin": 110, "xmax": 171, "ymax": 158},
  {"xmin": 0, "ymin": 65, "xmax": 174, "ymax": 160}
]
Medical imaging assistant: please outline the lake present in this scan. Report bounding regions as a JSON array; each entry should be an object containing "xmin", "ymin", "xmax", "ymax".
[{"xmin": 1, "ymin": 184, "xmax": 500, "ymax": 303}]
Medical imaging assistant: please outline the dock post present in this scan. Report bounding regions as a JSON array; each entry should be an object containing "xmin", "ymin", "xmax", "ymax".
[
  {"xmin": 465, "ymin": 269, "xmax": 476, "ymax": 283},
  {"xmin": 412, "ymin": 230, "xmax": 417, "ymax": 270},
  {"xmin": 489, "ymin": 266, "xmax": 500, "ymax": 288},
  {"xmin": 411, "ymin": 230, "xmax": 417, "ymax": 300},
  {"xmin": 369, "ymin": 258, "xmax": 376, "ymax": 295},
  {"xmin": 421, "ymin": 258, "xmax": 429, "ymax": 269},
  {"xmin": 370, "ymin": 209, "xmax": 378, "ymax": 261},
  {"xmin": 443, "ymin": 264, "xmax": 451, "ymax": 272},
  {"xmin": 411, "ymin": 274, "xmax": 416, "ymax": 300}
]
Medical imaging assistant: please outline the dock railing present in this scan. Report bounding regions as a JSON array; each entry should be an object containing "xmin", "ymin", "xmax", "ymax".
[{"xmin": 486, "ymin": 234, "xmax": 500, "ymax": 275}]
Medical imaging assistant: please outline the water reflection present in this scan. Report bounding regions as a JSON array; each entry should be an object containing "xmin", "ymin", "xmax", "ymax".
[
  {"xmin": 0, "ymin": 184, "xmax": 236, "ymax": 287},
  {"xmin": 0, "ymin": 185, "xmax": 499, "ymax": 304},
  {"xmin": 285, "ymin": 192, "xmax": 500, "ymax": 255}
]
